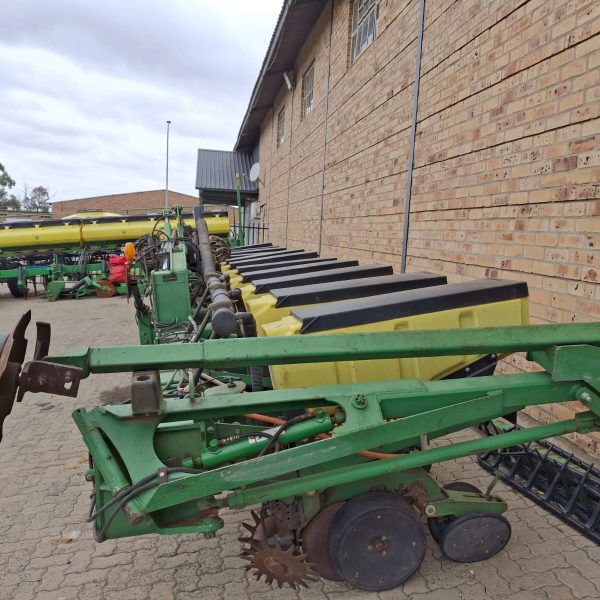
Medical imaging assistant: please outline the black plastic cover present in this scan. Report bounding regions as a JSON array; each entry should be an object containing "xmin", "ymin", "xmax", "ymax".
[
  {"xmin": 292, "ymin": 279, "xmax": 529, "ymax": 333},
  {"xmin": 273, "ymin": 273, "xmax": 448, "ymax": 307},
  {"xmin": 228, "ymin": 251, "xmax": 317, "ymax": 268},
  {"xmin": 230, "ymin": 245, "xmax": 281, "ymax": 257},
  {"xmin": 240, "ymin": 259, "xmax": 355, "ymax": 280},
  {"xmin": 230, "ymin": 242, "xmax": 273, "ymax": 253},
  {"xmin": 252, "ymin": 264, "xmax": 394, "ymax": 294}
]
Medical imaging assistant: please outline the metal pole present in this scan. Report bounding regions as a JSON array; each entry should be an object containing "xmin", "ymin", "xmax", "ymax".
[
  {"xmin": 235, "ymin": 173, "xmax": 244, "ymax": 246},
  {"xmin": 400, "ymin": 0, "xmax": 426, "ymax": 272},
  {"xmin": 318, "ymin": 0, "xmax": 334, "ymax": 255},
  {"xmin": 165, "ymin": 120, "xmax": 171, "ymax": 208}
]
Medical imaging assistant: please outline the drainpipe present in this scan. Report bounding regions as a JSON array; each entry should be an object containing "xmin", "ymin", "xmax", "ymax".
[
  {"xmin": 284, "ymin": 84, "xmax": 295, "ymax": 245},
  {"xmin": 318, "ymin": 0, "xmax": 335, "ymax": 254},
  {"xmin": 400, "ymin": 0, "xmax": 426, "ymax": 273}
]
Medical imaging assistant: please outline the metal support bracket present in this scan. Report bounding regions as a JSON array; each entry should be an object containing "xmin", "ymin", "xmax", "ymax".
[{"xmin": 17, "ymin": 361, "xmax": 82, "ymax": 401}]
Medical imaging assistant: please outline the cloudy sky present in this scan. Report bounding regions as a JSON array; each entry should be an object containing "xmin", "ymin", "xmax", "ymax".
[{"xmin": 0, "ymin": 0, "xmax": 282, "ymax": 202}]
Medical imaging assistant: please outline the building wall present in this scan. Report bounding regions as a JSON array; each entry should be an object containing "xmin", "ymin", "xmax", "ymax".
[
  {"xmin": 51, "ymin": 190, "xmax": 201, "ymax": 218},
  {"xmin": 256, "ymin": 0, "xmax": 600, "ymax": 453}
]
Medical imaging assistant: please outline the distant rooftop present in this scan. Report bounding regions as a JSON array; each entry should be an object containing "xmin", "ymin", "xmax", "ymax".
[
  {"xmin": 52, "ymin": 189, "xmax": 197, "ymax": 203},
  {"xmin": 195, "ymin": 149, "xmax": 258, "ymax": 205}
]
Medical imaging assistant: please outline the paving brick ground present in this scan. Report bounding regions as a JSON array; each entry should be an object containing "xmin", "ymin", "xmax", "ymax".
[{"xmin": 0, "ymin": 287, "xmax": 598, "ymax": 600}]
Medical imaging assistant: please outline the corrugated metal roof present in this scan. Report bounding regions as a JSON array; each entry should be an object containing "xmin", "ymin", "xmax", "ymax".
[
  {"xmin": 195, "ymin": 149, "xmax": 258, "ymax": 194},
  {"xmin": 234, "ymin": 0, "xmax": 327, "ymax": 153}
]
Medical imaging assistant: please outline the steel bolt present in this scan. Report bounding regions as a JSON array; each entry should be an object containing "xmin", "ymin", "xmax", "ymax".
[
  {"xmin": 352, "ymin": 394, "xmax": 368, "ymax": 409},
  {"xmin": 580, "ymin": 392, "xmax": 592, "ymax": 403}
]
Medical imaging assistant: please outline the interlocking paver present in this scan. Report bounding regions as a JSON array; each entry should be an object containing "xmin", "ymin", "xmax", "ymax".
[{"xmin": 0, "ymin": 287, "xmax": 598, "ymax": 600}]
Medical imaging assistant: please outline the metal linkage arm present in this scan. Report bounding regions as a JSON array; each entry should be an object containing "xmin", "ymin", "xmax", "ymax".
[{"xmin": 44, "ymin": 322, "xmax": 600, "ymax": 376}]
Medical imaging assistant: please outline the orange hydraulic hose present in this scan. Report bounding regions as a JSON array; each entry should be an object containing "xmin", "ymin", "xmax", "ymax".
[{"xmin": 244, "ymin": 413, "xmax": 398, "ymax": 460}]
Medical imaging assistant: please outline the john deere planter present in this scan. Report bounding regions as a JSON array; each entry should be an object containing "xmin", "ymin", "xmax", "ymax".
[
  {"xmin": 0, "ymin": 208, "xmax": 229, "ymax": 299},
  {"xmin": 1, "ymin": 222, "xmax": 599, "ymax": 592}
]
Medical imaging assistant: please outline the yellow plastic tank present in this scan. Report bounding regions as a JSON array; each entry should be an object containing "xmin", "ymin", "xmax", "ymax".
[
  {"xmin": 0, "ymin": 212, "xmax": 229, "ymax": 254},
  {"xmin": 262, "ymin": 279, "xmax": 529, "ymax": 389}
]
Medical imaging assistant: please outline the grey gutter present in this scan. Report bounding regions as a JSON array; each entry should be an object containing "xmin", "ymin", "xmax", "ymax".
[
  {"xmin": 234, "ymin": 0, "xmax": 292, "ymax": 152},
  {"xmin": 234, "ymin": 0, "xmax": 327, "ymax": 153}
]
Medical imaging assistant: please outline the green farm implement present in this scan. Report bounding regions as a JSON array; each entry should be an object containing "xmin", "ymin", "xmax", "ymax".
[
  {"xmin": 0, "ymin": 251, "xmax": 118, "ymax": 300},
  {"xmin": 1, "ymin": 217, "xmax": 599, "ymax": 592},
  {"xmin": 2, "ymin": 313, "xmax": 599, "ymax": 590}
]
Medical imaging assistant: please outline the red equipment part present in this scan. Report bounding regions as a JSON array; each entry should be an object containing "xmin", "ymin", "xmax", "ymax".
[{"xmin": 108, "ymin": 255, "xmax": 127, "ymax": 284}]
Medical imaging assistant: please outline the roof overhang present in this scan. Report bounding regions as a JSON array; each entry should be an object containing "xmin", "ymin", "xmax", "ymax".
[{"xmin": 234, "ymin": 0, "xmax": 327, "ymax": 153}]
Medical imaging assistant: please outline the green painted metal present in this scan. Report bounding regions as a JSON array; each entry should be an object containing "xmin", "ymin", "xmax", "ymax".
[
  {"xmin": 150, "ymin": 247, "xmax": 192, "ymax": 329},
  {"xmin": 45, "ymin": 275, "xmax": 118, "ymax": 302},
  {"xmin": 20, "ymin": 260, "xmax": 599, "ymax": 550},
  {"xmin": 64, "ymin": 320, "xmax": 600, "ymax": 540},
  {"xmin": 0, "ymin": 261, "xmax": 106, "ymax": 282},
  {"xmin": 228, "ymin": 413, "xmax": 595, "ymax": 508},
  {"xmin": 129, "ymin": 206, "xmax": 200, "ymax": 344},
  {"xmin": 46, "ymin": 280, "xmax": 66, "ymax": 301},
  {"xmin": 1, "ymin": 257, "xmax": 111, "ymax": 301},
  {"xmin": 47, "ymin": 323, "xmax": 600, "ymax": 376},
  {"xmin": 199, "ymin": 411, "xmax": 335, "ymax": 468}
]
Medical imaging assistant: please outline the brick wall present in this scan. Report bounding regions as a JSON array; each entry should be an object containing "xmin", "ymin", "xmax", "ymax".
[
  {"xmin": 51, "ymin": 190, "xmax": 202, "ymax": 218},
  {"xmin": 256, "ymin": 0, "xmax": 600, "ymax": 453}
]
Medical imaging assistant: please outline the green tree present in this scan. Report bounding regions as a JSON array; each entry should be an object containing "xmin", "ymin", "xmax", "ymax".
[
  {"xmin": 0, "ymin": 162, "xmax": 20, "ymax": 210},
  {"xmin": 22, "ymin": 185, "xmax": 51, "ymax": 212}
]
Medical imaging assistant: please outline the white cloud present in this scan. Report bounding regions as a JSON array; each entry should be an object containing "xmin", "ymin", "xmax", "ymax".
[{"xmin": 0, "ymin": 0, "xmax": 282, "ymax": 201}]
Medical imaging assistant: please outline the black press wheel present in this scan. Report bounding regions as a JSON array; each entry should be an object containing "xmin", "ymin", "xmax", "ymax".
[
  {"xmin": 428, "ymin": 481, "xmax": 483, "ymax": 543},
  {"xmin": 328, "ymin": 492, "xmax": 426, "ymax": 591},
  {"xmin": 439, "ymin": 512, "xmax": 511, "ymax": 563}
]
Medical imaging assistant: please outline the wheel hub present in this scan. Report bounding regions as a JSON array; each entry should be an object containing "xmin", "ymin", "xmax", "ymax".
[{"xmin": 369, "ymin": 536, "xmax": 390, "ymax": 554}]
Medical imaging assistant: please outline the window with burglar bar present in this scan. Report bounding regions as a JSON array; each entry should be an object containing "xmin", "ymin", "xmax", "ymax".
[
  {"xmin": 302, "ymin": 64, "xmax": 314, "ymax": 118},
  {"xmin": 277, "ymin": 107, "xmax": 285, "ymax": 147},
  {"xmin": 351, "ymin": 0, "xmax": 379, "ymax": 64}
]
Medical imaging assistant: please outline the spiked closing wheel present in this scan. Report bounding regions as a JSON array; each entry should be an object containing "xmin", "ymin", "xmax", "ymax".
[
  {"xmin": 239, "ymin": 509, "xmax": 317, "ymax": 589},
  {"xmin": 95, "ymin": 280, "xmax": 116, "ymax": 298}
]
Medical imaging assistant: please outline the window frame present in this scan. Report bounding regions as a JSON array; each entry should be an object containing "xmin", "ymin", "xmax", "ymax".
[
  {"xmin": 350, "ymin": 0, "xmax": 379, "ymax": 64},
  {"xmin": 277, "ymin": 106, "xmax": 286, "ymax": 147},
  {"xmin": 302, "ymin": 63, "xmax": 315, "ymax": 119}
]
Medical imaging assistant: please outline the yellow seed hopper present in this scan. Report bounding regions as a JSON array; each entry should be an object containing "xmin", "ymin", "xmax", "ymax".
[
  {"xmin": 263, "ymin": 279, "xmax": 529, "ymax": 388},
  {"xmin": 0, "ymin": 210, "xmax": 229, "ymax": 255}
]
